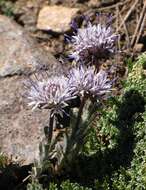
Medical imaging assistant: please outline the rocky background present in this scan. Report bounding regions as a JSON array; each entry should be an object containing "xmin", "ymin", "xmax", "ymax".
[{"xmin": 0, "ymin": 0, "xmax": 146, "ymax": 189}]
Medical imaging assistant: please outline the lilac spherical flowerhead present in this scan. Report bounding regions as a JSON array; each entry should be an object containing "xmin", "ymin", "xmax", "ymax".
[
  {"xmin": 68, "ymin": 65, "xmax": 112, "ymax": 98},
  {"xmin": 26, "ymin": 76, "xmax": 76, "ymax": 117},
  {"xmin": 70, "ymin": 21, "xmax": 117, "ymax": 64}
]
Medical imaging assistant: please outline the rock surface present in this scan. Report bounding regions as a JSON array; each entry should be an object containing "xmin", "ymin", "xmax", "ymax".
[
  {"xmin": 0, "ymin": 15, "xmax": 58, "ymax": 77},
  {"xmin": 50, "ymin": 0, "xmax": 80, "ymax": 5},
  {"xmin": 37, "ymin": 5, "xmax": 79, "ymax": 32},
  {"xmin": 133, "ymin": 43, "xmax": 144, "ymax": 53},
  {"xmin": 13, "ymin": 0, "xmax": 47, "ymax": 32},
  {"xmin": 0, "ymin": 76, "xmax": 49, "ymax": 165},
  {"xmin": 88, "ymin": 0, "xmax": 101, "ymax": 7},
  {"xmin": 0, "ymin": 15, "xmax": 62, "ymax": 165}
]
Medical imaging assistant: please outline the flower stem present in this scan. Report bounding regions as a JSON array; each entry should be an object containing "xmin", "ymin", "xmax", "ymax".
[
  {"xmin": 74, "ymin": 95, "xmax": 87, "ymax": 132},
  {"xmin": 48, "ymin": 111, "xmax": 54, "ymax": 143}
]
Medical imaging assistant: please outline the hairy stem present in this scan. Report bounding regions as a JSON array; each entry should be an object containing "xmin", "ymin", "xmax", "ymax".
[
  {"xmin": 68, "ymin": 95, "xmax": 87, "ymax": 154},
  {"xmin": 48, "ymin": 111, "xmax": 54, "ymax": 143},
  {"xmin": 75, "ymin": 95, "xmax": 87, "ymax": 132}
]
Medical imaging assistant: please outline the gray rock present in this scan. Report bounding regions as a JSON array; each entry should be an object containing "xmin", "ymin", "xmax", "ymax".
[
  {"xmin": 50, "ymin": 0, "xmax": 80, "ymax": 5},
  {"xmin": 37, "ymin": 6, "xmax": 79, "ymax": 33},
  {"xmin": 101, "ymin": 0, "xmax": 115, "ymax": 6},
  {"xmin": 0, "ymin": 75, "xmax": 49, "ymax": 165},
  {"xmin": 0, "ymin": 15, "xmax": 59, "ymax": 77},
  {"xmin": 0, "ymin": 15, "xmax": 62, "ymax": 165},
  {"xmin": 133, "ymin": 43, "xmax": 144, "ymax": 53},
  {"xmin": 50, "ymin": 0, "xmax": 64, "ymax": 5},
  {"xmin": 88, "ymin": 0, "xmax": 101, "ymax": 8},
  {"xmin": 13, "ymin": 0, "xmax": 46, "ymax": 32}
]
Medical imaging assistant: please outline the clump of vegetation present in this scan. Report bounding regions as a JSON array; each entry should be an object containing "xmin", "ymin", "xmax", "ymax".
[
  {"xmin": 0, "ymin": 0, "xmax": 14, "ymax": 17},
  {"xmin": 26, "ymin": 51, "xmax": 146, "ymax": 189},
  {"xmin": 0, "ymin": 152, "xmax": 9, "ymax": 168},
  {"xmin": 81, "ymin": 53, "xmax": 146, "ymax": 189}
]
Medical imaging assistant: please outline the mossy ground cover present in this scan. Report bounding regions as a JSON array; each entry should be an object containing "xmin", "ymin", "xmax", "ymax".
[{"xmin": 0, "ymin": 0, "xmax": 14, "ymax": 17}]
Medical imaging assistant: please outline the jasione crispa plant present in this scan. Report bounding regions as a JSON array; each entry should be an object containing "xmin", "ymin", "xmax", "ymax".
[{"xmin": 24, "ymin": 14, "xmax": 118, "ymax": 175}]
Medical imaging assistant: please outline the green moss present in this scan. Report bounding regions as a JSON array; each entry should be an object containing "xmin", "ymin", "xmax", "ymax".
[
  {"xmin": 0, "ymin": 0, "xmax": 14, "ymax": 17},
  {"xmin": 83, "ymin": 53, "xmax": 146, "ymax": 189},
  {"xmin": 0, "ymin": 152, "xmax": 8, "ymax": 168},
  {"xmin": 60, "ymin": 180, "xmax": 92, "ymax": 190},
  {"xmin": 27, "ymin": 181, "xmax": 46, "ymax": 190}
]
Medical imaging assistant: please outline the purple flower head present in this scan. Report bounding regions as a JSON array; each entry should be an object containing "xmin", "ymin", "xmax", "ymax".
[
  {"xmin": 25, "ymin": 76, "xmax": 76, "ymax": 116},
  {"xmin": 68, "ymin": 65, "xmax": 112, "ymax": 98},
  {"xmin": 70, "ymin": 19, "xmax": 117, "ymax": 65}
]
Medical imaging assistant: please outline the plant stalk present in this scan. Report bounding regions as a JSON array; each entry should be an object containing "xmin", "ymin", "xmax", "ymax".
[
  {"xmin": 74, "ymin": 95, "xmax": 87, "ymax": 132},
  {"xmin": 48, "ymin": 111, "xmax": 54, "ymax": 143}
]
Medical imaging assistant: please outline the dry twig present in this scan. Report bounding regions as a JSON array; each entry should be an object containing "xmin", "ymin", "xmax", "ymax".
[
  {"xmin": 117, "ymin": 5, "xmax": 130, "ymax": 49},
  {"xmin": 131, "ymin": 1, "xmax": 146, "ymax": 46},
  {"xmin": 116, "ymin": 0, "xmax": 139, "ymax": 31}
]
